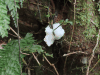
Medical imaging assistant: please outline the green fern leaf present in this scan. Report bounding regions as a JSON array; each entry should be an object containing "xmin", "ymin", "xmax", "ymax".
[
  {"xmin": 0, "ymin": 33, "xmax": 40, "ymax": 75},
  {"xmin": 0, "ymin": 1, "xmax": 10, "ymax": 38}
]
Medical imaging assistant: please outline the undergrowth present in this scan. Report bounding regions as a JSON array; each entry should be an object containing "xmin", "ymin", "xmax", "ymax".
[
  {"xmin": 0, "ymin": 33, "xmax": 52, "ymax": 75},
  {"xmin": 0, "ymin": 0, "xmax": 53, "ymax": 74},
  {"xmin": 76, "ymin": 0, "xmax": 99, "ymax": 40},
  {"xmin": 0, "ymin": 0, "xmax": 24, "ymax": 38}
]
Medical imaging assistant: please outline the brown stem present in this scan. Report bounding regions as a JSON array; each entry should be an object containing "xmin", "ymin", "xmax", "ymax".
[
  {"xmin": 10, "ymin": 27, "xmax": 21, "ymax": 39},
  {"xmin": 43, "ymin": 54, "xmax": 59, "ymax": 75},
  {"xmin": 63, "ymin": 51, "xmax": 88, "ymax": 56},
  {"xmin": 32, "ymin": 53, "xmax": 41, "ymax": 66},
  {"xmin": 86, "ymin": 29, "xmax": 100, "ymax": 75}
]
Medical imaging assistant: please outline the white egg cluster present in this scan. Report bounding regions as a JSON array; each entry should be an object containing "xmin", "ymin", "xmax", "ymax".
[{"xmin": 44, "ymin": 23, "xmax": 65, "ymax": 46}]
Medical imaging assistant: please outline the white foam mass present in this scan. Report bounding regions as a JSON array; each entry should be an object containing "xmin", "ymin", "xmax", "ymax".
[
  {"xmin": 45, "ymin": 25, "xmax": 53, "ymax": 34},
  {"xmin": 44, "ymin": 26, "xmax": 55, "ymax": 46},
  {"xmin": 44, "ymin": 23, "xmax": 65, "ymax": 46},
  {"xmin": 53, "ymin": 23, "xmax": 65, "ymax": 40}
]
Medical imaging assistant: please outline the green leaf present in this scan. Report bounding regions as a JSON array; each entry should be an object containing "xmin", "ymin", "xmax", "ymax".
[
  {"xmin": 44, "ymin": 6, "xmax": 48, "ymax": 8},
  {"xmin": 59, "ymin": 20, "xmax": 64, "ymax": 24},
  {"xmin": 46, "ymin": 14, "xmax": 50, "ymax": 18},
  {"xmin": 45, "ymin": 53, "xmax": 53, "ymax": 58},
  {"xmin": 22, "ymin": 73, "xmax": 27, "ymax": 75},
  {"xmin": 98, "ymin": 9, "xmax": 100, "ymax": 11},
  {"xmin": 68, "ymin": 21, "xmax": 73, "ymax": 25},
  {"xmin": 65, "ymin": 19, "xmax": 69, "ymax": 22},
  {"xmin": 31, "ymin": 45, "xmax": 44, "ymax": 54},
  {"xmin": 25, "ymin": 33, "xmax": 33, "ymax": 39}
]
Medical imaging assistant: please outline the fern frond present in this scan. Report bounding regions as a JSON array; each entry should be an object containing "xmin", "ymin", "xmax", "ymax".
[
  {"xmin": 0, "ymin": 1, "xmax": 10, "ymax": 38},
  {"xmin": 0, "ymin": 33, "xmax": 44, "ymax": 75},
  {"xmin": 5, "ymin": 0, "xmax": 21, "ymax": 27},
  {"xmin": 0, "ymin": 0, "xmax": 24, "ymax": 37}
]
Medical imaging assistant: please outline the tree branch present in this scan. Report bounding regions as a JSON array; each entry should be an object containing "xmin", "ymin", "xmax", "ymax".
[{"xmin": 86, "ymin": 29, "xmax": 100, "ymax": 75}]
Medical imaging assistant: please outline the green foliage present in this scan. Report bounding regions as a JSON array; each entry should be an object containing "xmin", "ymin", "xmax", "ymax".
[
  {"xmin": 45, "ymin": 53, "xmax": 53, "ymax": 58},
  {"xmin": 0, "ymin": 0, "xmax": 10, "ymax": 38},
  {"xmin": 76, "ymin": 0, "xmax": 99, "ymax": 39},
  {"xmin": 0, "ymin": 0, "xmax": 24, "ymax": 38},
  {"xmin": 0, "ymin": 33, "xmax": 32, "ymax": 75},
  {"xmin": 59, "ymin": 19, "xmax": 73, "ymax": 25},
  {"xmin": 0, "ymin": 33, "xmax": 52, "ymax": 75},
  {"xmin": 5, "ymin": 0, "xmax": 23, "ymax": 27},
  {"xmin": 97, "ymin": 1, "xmax": 100, "ymax": 12}
]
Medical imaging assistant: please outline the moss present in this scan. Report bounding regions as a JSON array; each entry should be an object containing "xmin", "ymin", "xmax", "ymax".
[{"xmin": 76, "ymin": 0, "xmax": 99, "ymax": 40}]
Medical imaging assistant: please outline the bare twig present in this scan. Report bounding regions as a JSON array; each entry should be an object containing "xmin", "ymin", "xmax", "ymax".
[
  {"xmin": 53, "ymin": 20, "xmax": 64, "ymax": 31},
  {"xmin": 47, "ymin": 0, "xmax": 50, "ymax": 24},
  {"xmin": 42, "ymin": 66, "xmax": 56, "ymax": 75},
  {"xmin": 86, "ymin": 29, "xmax": 100, "ymax": 75},
  {"xmin": 63, "ymin": 51, "xmax": 88, "ymax": 57},
  {"xmin": 63, "ymin": 0, "xmax": 76, "ymax": 75},
  {"xmin": 8, "ymin": 33, "xmax": 18, "ymax": 37},
  {"xmin": 63, "ymin": 51, "xmax": 87, "ymax": 75},
  {"xmin": 21, "ymin": 52, "xmax": 30, "ymax": 55},
  {"xmin": 68, "ymin": 0, "xmax": 76, "ymax": 52},
  {"xmin": 32, "ymin": 53, "xmax": 41, "ymax": 66},
  {"xmin": 90, "ymin": 58, "xmax": 100, "ymax": 72},
  {"xmin": 14, "ymin": 0, "xmax": 22, "ymax": 75},
  {"xmin": 63, "ymin": 56, "xmax": 67, "ymax": 75},
  {"xmin": 32, "ymin": 53, "xmax": 56, "ymax": 75},
  {"xmin": 86, "ymin": 54, "xmax": 94, "ymax": 75},
  {"xmin": 28, "ymin": 68, "xmax": 31, "ymax": 75},
  {"xmin": 37, "ymin": 0, "xmax": 42, "ymax": 23},
  {"xmin": 10, "ymin": 27, "xmax": 21, "ymax": 39},
  {"xmin": 43, "ymin": 54, "xmax": 59, "ymax": 75},
  {"xmin": 22, "ymin": 58, "xmax": 28, "ymax": 66},
  {"xmin": 32, "ymin": 52, "xmax": 57, "ymax": 74},
  {"xmin": 50, "ymin": 0, "xmax": 55, "ymax": 13},
  {"xmin": 22, "ymin": 57, "xmax": 32, "ymax": 75},
  {"xmin": 92, "ymin": 29, "xmax": 100, "ymax": 54}
]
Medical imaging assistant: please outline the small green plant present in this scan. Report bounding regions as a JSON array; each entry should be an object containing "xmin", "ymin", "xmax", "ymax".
[
  {"xmin": 0, "ymin": 33, "xmax": 53, "ymax": 75},
  {"xmin": 59, "ymin": 19, "xmax": 73, "ymax": 25}
]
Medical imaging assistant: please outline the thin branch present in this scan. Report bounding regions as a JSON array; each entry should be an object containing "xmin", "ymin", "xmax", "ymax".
[
  {"xmin": 42, "ymin": 66, "xmax": 56, "ymax": 75},
  {"xmin": 28, "ymin": 68, "xmax": 31, "ymax": 75},
  {"xmin": 32, "ymin": 53, "xmax": 41, "ymax": 65},
  {"xmin": 37, "ymin": 0, "xmax": 42, "ymax": 23},
  {"xmin": 47, "ymin": 0, "xmax": 50, "ymax": 24},
  {"xmin": 63, "ymin": 51, "xmax": 88, "ymax": 57},
  {"xmin": 93, "ymin": 29, "xmax": 100, "ymax": 54},
  {"xmin": 53, "ymin": 20, "xmax": 64, "ymax": 31},
  {"xmin": 8, "ymin": 33, "xmax": 18, "ymax": 37},
  {"xmin": 10, "ymin": 27, "xmax": 21, "ymax": 39},
  {"xmin": 14, "ymin": 0, "xmax": 22, "ymax": 75},
  {"xmin": 32, "ymin": 53, "xmax": 56, "ymax": 75},
  {"xmin": 86, "ymin": 54, "xmax": 94, "ymax": 75},
  {"xmin": 63, "ymin": 0, "xmax": 76, "ymax": 75},
  {"xmin": 43, "ymin": 54, "xmax": 59, "ymax": 75},
  {"xmin": 86, "ymin": 29, "xmax": 100, "ymax": 75},
  {"xmin": 21, "ymin": 52, "xmax": 30, "ymax": 55},
  {"xmin": 68, "ymin": 0, "xmax": 76, "ymax": 52},
  {"xmin": 63, "ymin": 56, "xmax": 67, "ymax": 75},
  {"xmin": 90, "ymin": 58, "xmax": 100, "ymax": 72},
  {"xmin": 63, "ymin": 51, "xmax": 87, "ymax": 75},
  {"xmin": 22, "ymin": 58, "xmax": 28, "ymax": 66},
  {"xmin": 50, "ymin": 0, "xmax": 55, "ymax": 13}
]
